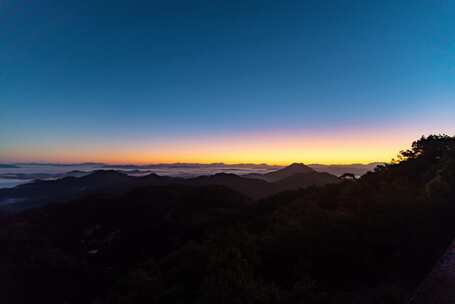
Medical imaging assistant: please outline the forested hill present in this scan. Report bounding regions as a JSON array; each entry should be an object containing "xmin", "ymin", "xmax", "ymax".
[{"xmin": 1, "ymin": 135, "xmax": 455, "ymax": 304}]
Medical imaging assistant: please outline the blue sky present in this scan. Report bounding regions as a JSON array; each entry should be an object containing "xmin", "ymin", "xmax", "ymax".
[{"xmin": 1, "ymin": 0, "xmax": 454, "ymax": 164}]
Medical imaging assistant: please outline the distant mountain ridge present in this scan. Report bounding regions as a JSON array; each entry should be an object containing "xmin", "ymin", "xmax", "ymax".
[
  {"xmin": 4, "ymin": 162, "xmax": 382, "ymax": 176},
  {"xmin": 102, "ymin": 162, "xmax": 281, "ymax": 170},
  {"xmin": 7, "ymin": 162, "xmax": 280, "ymax": 170},
  {"xmin": 0, "ymin": 164, "xmax": 340, "ymax": 212},
  {"xmin": 245, "ymin": 162, "xmax": 316, "ymax": 182}
]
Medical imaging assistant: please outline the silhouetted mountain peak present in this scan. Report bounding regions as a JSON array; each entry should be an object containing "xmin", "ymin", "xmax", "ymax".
[
  {"xmin": 255, "ymin": 162, "xmax": 315, "ymax": 182},
  {"xmin": 284, "ymin": 162, "xmax": 315, "ymax": 172}
]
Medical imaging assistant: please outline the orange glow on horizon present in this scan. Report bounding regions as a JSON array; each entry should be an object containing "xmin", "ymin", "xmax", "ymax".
[{"xmin": 2, "ymin": 126, "xmax": 439, "ymax": 165}]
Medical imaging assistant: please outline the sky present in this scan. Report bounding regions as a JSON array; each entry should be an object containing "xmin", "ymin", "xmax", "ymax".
[{"xmin": 1, "ymin": 0, "xmax": 454, "ymax": 165}]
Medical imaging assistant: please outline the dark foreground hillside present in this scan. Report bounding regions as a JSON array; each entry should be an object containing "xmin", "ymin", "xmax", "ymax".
[{"xmin": 1, "ymin": 135, "xmax": 455, "ymax": 304}]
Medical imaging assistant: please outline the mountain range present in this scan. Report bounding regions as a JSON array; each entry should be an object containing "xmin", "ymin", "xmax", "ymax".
[
  {"xmin": 0, "ymin": 163, "xmax": 339, "ymax": 212},
  {"xmin": 0, "ymin": 162, "xmax": 382, "ymax": 179}
]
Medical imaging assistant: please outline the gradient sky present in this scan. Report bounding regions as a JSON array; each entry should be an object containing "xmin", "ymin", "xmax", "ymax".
[{"xmin": 1, "ymin": 0, "xmax": 454, "ymax": 165}]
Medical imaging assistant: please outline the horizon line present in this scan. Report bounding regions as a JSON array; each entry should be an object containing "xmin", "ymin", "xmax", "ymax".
[{"xmin": 0, "ymin": 160, "xmax": 387, "ymax": 166}]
